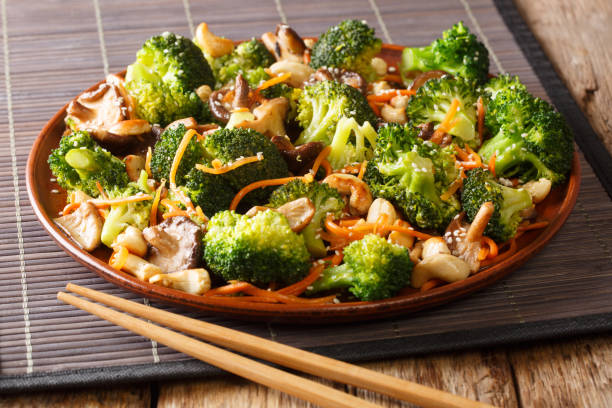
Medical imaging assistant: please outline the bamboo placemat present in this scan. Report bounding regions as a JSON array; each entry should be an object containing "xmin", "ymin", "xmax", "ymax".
[{"xmin": 1, "ymin": 0, "xmax": 611, "ymax": 392}]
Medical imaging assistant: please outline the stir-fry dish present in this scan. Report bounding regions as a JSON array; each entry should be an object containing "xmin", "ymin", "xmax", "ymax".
[{"xmin": 49, "ymin": 20, "xmax": 574, "ymax": 303}]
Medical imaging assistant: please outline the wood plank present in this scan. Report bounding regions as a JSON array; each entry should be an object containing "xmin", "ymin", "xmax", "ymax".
[
  {"xmin": 514, "ymin": 0, "xmax": 612, "ymax": 155},
  {"xmin": 0, "ymin": 386, "xmax": 150, "ymax": 408},
  {"xmin": 508, "ymin": 334, "xmax": 612, "ymax": 407},
  {"xmin": 157, "ymin": 351, "xmax": 517, "ymax": 407}
]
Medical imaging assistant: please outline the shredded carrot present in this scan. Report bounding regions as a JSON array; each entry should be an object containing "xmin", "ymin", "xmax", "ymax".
[
  {"xmin": 204, "ymin": 281, "xmax": 252, "ymax": 296},
  {"xmin": 195, "ymin": 206, "xmax": 207, "ymax": 221},
  {"xmin": 206, "ymin": 281, "xmax": 336, "ymax": 304},
  {"xmin": 420, "ymin": 279, "xmax": 444, "ymax": 292},
  {"xmin": 230, "ymin": 176, "xmax": 303, "ymax": 211},
  {"xmin": 160, "ymin": 199, "xmax": 183, "ymax": 213},
  {"xmin": 162, "ymin": 210, "xmax": 191, "ymax": 219},
  {"xmin": 256, "ymin": 72, "xmax": 291, "ymax": 93},
  {"xmin": 90, "ymin": 194, "xmax": 153, "ymax": 208},
  {"xmin": 222, "ymin": 90, "xmax": 234, "ymax": 104},
  {"xmin": 97, "ymin": 209, "xmax": 108, "ymax": 219},
  {"xmin": 488, "ymin": 153, "xmax": 497, "ymax": 176},
  {"xmin": 383, "ymin": 224, "xmax": 436, "ymax": 241},
  {"xmin": 382, "ymin": 74, "xmax": 403, "ymax": 83},
  {"xmin": 277, "ymin": 263, "xmax": 326, "ymax": 296},
  {"xmin": 357, "ymin": 160, "xmax": 367, "ymax": 180},
  {"xmin": 171, "ymin": 187, "xmax": 196, "ymax": 213},
  {"xmin": 149, "ymin": 180, "xmax": 165, "ymax": 227},
  {"xmin": 518, "ymin": 221, "xmax": 549, "ymax": 231},
  {"xmin": 478, "ymin": 246, "xmax": 489, "ymax": 261},
  {"xmin": 338, "ymin": 164, "xmax": 361, "ymax": 174},
  {"xmin": 310, "ymin": 146, "xmax": 331, "ymax": 176},
  {"xmin": 232, "ymin": 107, "xmax": 249, "ymax": 113},
  {"xmin": 169, "ymin": 129, "xmax": 197, "ymax": 187},
  {"xmin": 324, "ymin": 214, "xmax": 365, "ymax": 239},
  {"xmin": 453, "ymin": 144, "xmax": 470, "ymax": 161},
  {"xmin": 303, "ymin": 48, "xmax": 311, "ymax": 64},
  {"xmin": 440, "ymin": 177, "xmax": 463, "ymax": 201},
  {"xmin": 145, "ymin": 147, "xmax": 153, "ymax": 178},
  {"xmin": 482, "ymin": 236, "xmax": 498, "ymax": 259},
  {"xmin": 368, "ymin": 100, "xmax": 381, "ymax": 116},
  {"xmin": 431, "ymin": 98, "xmax": 460, "ymax": 143},
  {"xmin": 96, "ymin": 181, "xmax": 109, "ymax": 200},
  {"xmin": 320, "ymin": 159, "xmax": 333, "ymax": 177},
  {"xmin": 481, "ymin": 238, "xmax": 517, "ymax": 267},
  {"xmin": 457, "ymin": 161, "xmax": 482, "ymax": 170},
  {"xmin": 476, "ymin": 96, "xmax": 485, "ymax": 145},
  {"xmin": 196, "ymin": 155, "xmax": 263, "ymax": 175},
  {"xmin": 109, "ymin": 246, "xmax": 128, "ymax": 270},
  {"xmin": 62, "ymin": 202, "xmax": 81, "ymax": 215},
  {"xmin": 366, "ymin": 89, "xmax": 415, "ymax": 102},
  {"xmin": 339, "ymin": 218, "xmax": 362, "ymax": 227},
  {"xmin": 465, "ymin": 144, "xmax": 482, "ymax": 167}
]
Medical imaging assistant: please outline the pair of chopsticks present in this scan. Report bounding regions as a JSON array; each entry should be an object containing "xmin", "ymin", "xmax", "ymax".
[{"xmin": 58, "ymin": 283, "xmax": 495, "ymax": 408}]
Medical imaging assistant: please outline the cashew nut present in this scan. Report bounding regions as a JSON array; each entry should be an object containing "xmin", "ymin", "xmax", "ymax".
[
  {"xmin": 195, "ymin": 22, "xmax": 234, "ymax": 58},
  {"xmin": 124, "ymin": 155, "xmax": 145, "ymax": 182},
  {"xmin": 122, "ymin": 253, "xmax": 162, "ymax": 282},
  {"xmin": 421, "ymin": 237, "xmax": 451, "ymax": 259},
  {"xmin": 411, "ymin": 254, "xmax": 471, "ymax": 288},
  {"xmin": 367, "ymin": 198, "xmax": 397, "ymax": 226},
  {"xmin": 522, "ymin": 178, "xmax": 552, "ymax": 204},
  {"xmin": 370, "ymin": 57, "xmax": 387, "ymax": 76},
  {"xmin": 409, "ymin": 241, "xmax": 423, "ymax": 264},
  {"xmin": 381, "ymin": 104, "xmax": 407, "ymax": 124},
  {"xmin": 276, "ymin": 197, "xmax": 315, "ymax": 233},
  {"xmin": 112, "ymin": 226, "xmax": 147, "ymax": 258},
  {"xmin": 268, "ymin": 60, "xmax": 314, "ymax": 88},
  {"xmin": 166, "ymin": 117, "xmax": 198, "ymax": 131},
  {"xmin": 323, "ymin": 173, "xmax": 373, "ymax": 215},
  {"xmin": 149, "ymin": 268, "xmax": 211, "ymax": 295},
  {"xmin": 388, "ymin": 220, "xmax": 415, "ymax": 250},
  {"xmin": 196, "ymin": 85, "xmax": 212, "ymax": 103}
]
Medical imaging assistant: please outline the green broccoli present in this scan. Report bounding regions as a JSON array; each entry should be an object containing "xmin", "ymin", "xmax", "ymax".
[
  {"xmin": 310, "ymin": 19, "xmax": 382, "ymax": 81},
  {"xmin": 479, "ymin": 88, "xmax": 574, "ymax": 186},
  {"xmin": 364, "ymin": 123, "xmax": 460, "ymax": 231},
  {"xmin": 202, "ymin": 128, "xmax": 290, "ymax": 208},
  {"xmin": 48, "ymin": 130, "xmax": 128, "ymax": 198},
  {"xmin": 461, "ymin": 168, "xmax": 533, "ymax": 242},
  {"xmin": 125, "ymin": 32, "xmax": 215, "ymax": 126},
  {"xmin": 399, "ymin": 21, "xmax": 489, "ymax": 84},
  {"xmin": 268, "ymin": 179, "xmax": 345, "ymax": 257},
  {"xmin": 483, "ymin": 74, "xmax": 526, "ymax": 102},
  {"xmin": 295, "ymin": 80, "xmax": 377, "ymax": 146},
  {"xmin": 203, "ymin": 210, "xmax": 311, "ymax": 285},
  {"xmin": 209, "ymin": 39, "xmax": 274, "ymax": 88},
  {"xmin": 101, "ymin": 171, "xmax": 154, "ymax": 247},
  {"xmin": 181, "ymin": 168, "xmax": 235, "ymax": 218},
  {"xmin": 406, "ymin": 76, "xmax": 480, "ymax": 148},
  {"xmin": 307, "ymin": 234, "xmax": 413, "ymax": 301},
  {"xmin": 327, "ymin": 116, "xmax": 377, "ymax": 170},
  {"xmin": 150, "ymin": 124, "xmax": 205, "ymax": 185}
]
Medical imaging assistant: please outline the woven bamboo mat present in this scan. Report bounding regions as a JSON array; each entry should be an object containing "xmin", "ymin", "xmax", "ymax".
[{"xmin": 1, "ymin": 0, "xmax": 611, "ymax": 391}]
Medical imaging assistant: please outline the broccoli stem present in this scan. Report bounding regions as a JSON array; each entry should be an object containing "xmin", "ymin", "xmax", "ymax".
[
  {"xmin": 499, "ymin": 184, "xmax": 532, "ymax": 224},
  {"xmin": 65, "ymin": 149, "xmax": 100, "ymax": 172},
  {"xmin": 301, "ymin": 223, "xmax": 327, "ymax": 258},
  {"xmin": 308, "ymin": 263, "xmax": 353, "ymax": 293}
]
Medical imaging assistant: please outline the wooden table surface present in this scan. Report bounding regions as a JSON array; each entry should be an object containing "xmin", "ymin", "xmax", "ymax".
[{"xmin": 2, "ymin": 0, "xmax": 611, "ymax": 406}]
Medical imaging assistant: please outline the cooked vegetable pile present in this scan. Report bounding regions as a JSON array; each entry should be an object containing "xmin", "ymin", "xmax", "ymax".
[{"xmin": 50, "ymin": 19, "xmax": 573, "ymax": 302}]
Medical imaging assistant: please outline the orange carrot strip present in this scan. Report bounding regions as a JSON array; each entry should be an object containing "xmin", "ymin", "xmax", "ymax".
[
  {"xmin": 149, "ymin": 179, "xmax": 166, "ymax": 227},
  {"xmin": 90, "ymin": 194, "xmax": 153, "ymax": 208},
  {"xmin": 232, "ymin": 107, "xmax": 249, "ymax": 113},
  {"xmin": 368, "ymin": 100, "xmax": 381, "ymax": 116},
  {"xmin": 431, "ymin": 98, "xmax": 460, "ymax": 143},
  {"xmin": 169, "ymin": 129, "xmax": 197, "ymax": 187},
  {"xmin": 481, "ymin": 238, "xmax": 517, "ymax": 267},
  {"xmin": 109, "ymin": 246, "xmax": 128, "ymax": 270},
  {"xmin": 277, "ymin": 263, "xmax": 326, "ymax": 296},
  {"xmin": 311, "ymin": 146, "xmax": 332, "ymax": 176},
  {"xmin": 303, "ymin": 49, "xmax": 311, "ymax": 64},
  {"xmin": 440, "ymin": 177, "xmax": 463, "ymax": 201},
  {"xmin": 518, "ymin": 221, "xmax": 549, "ymax": 231},
  {"xmin": 325, "ymin": 214, "xmax": 365, "ymax": 239},
  {"xmin": 383, "ymin": 224, "xmax": 436, "ymax": 241},
  {"xmin": 195, "ymin": 206, "xmax": 207, "ymax": 221},
  {"xmin": 357, "ymin": 160, "xmax": 367, "ymax": 180},
  {"xmin": 160, "ymin": 199, "xmax": 183, "ymax": 213},
  {"xmin": 338, "ymin": 164, "xmax": 361, "ymax": 174},
  {"xmin": 457, "ymin": 161, "xmax": 482, "ymax": 170},
  {"xmin": 339, "ymin": 218, "xmax": 362, "ymax": 227},
  {"xmin": 478, "ymin": 246, "xmax": 489, "ymax": 261},
  {"xmin": 230, "ymin": 176, "xmax": 303, "ymax": 211},
  {"xmin": 482, "ymin": 236, "xmax": 498, "ymax": 259},
  {"xmin": 196, "ymin": 155, "xmax": 263, "ymax": 175},
  {"xmin": 420, "ymin": 279, "xmax": 444, "ymax": 292},
  {"xmin": 62, "ymin": 202, "xmax": 81, "ymax": 215},
  {"xmin": 477, "ymin": 96, "xmax": 484, "ymax": 145},
  {"xmin": 382, "ymin": 74, "xmax": 403, "ymax": 83},
  {"xmin": 366, "ymin": 89, "xmax": 415, "ymax": 102},
  {"xmin": 96, "ymin": 181, "xmax": 109, "ymax": 200},
  {"xmin": 145, "ymin": 147, "xmax": 153, "ymax": 178},
  {"xmin": 162, "ymin": 210, "xmax": 190, "ymax": 219},
  {"xmin": 453, "ymin": 144, "xmax": 470, "ymax": 161},
  {"xmin": 488, "ymin": 153, "xmax": 497, "ymax": 176},
  {"xmin": 465, "ymin": 144, "xmax": 482, "ymax": 167},
  {"xmin": 320, "ymin": 159, "xmax": 333, "ymax": 177},
  {"xmin": 256, "ymin": 72, "xmax": 291, "ymax": 93},
  {"xmin": 205, "ymin": 281, "xmax": 252, "ymax": 296}
]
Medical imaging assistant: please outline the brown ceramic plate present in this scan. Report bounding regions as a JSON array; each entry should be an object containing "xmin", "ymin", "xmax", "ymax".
[{"xmin": 26, "ymin": 44, "xmax": 580, "ymax": 323}]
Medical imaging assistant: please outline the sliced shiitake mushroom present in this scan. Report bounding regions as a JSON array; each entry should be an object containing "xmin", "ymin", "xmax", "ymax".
[{"xmin": 276, "ymin": 197, "xmax": 315, "ymax": 232}]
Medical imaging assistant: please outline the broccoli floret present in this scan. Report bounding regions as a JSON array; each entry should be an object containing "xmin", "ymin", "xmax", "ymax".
[
  {"xmin": 150, "ymin": 124, "xmax": 205, "ymax": 185},
  {"xmin": 327, "ymin": 116, "xmax": 377, "ymax": 170},
  {"xmin": 125, "ymin": 32, "xmax": 215, "ymax": 126},
  {"xmin": 310, "ymin": 19, "xmax": 382, "ymax": 81},
  {"xmin": 181, "ymin": 168, "xmax": 235, "ymax": 218},
  {"xmin": 307, "ymin": 234, "xmax": 413, "ymax": 301},
  {"xmin": 295, "ymin": 80, "xmax": 377, "ymax": 146},
  {"xmin": 406, "ymin": 76, "xmax": 480, "ymax": 148},
  {"xmin": 479, "ymin": 90, "xmax": 574, "ymax": 186},
  {"xmin": 400, "ymin": 21, "xmax": 489, "ymax": 84},
  {"xmin": 364, "ymin": 124, "xmax": 460, "ymax": 231},
  {"xmin": 461, "ymin": 168, "xmax": 533, "ymax": 242},
  {"xmin": 203, "ymin": 128, "xmax": 289, "ymax": 207},
  {"xmin": 48, "ymin": 130, "xmax": 128, "ymax": 198},
  {"xmin": 203, "ymin": 210, "xmax": 310, "ymax": 285},
  {"xmin": 269, "ymin": 179, "xmax": 345, "ymax": 257},
  {"xmin": 101, "ymin": 171, "xmax": 154, "ymax": 247},
  {"xmin": 483, "ymin": 74, "xmax": 526, "ymax": 102},
  {"xmin": 209, "ymin": 39, "xmax": 274, "ymax": 88}
]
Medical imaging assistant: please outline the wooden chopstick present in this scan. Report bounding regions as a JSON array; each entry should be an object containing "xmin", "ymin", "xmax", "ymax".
[
  {"xmin": 57, "ymin": 291, "xmax": 381, "ymax": 408},
  {"xmin": 62, "ymin": 283, "xmax": 495, "ymax": 408}
]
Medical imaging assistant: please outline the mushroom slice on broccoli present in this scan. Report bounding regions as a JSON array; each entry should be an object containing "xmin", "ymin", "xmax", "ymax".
[
  {"xmin": 235, "ymin": 97, "xmax": 289, "ymax": 137},
  {"xmin": 142, "ymin": 216, "xmax": 203, "ymax": 273},
  {"xmin": 54, "ymin": 202, "xmax": 104, "ymax": 252}
]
